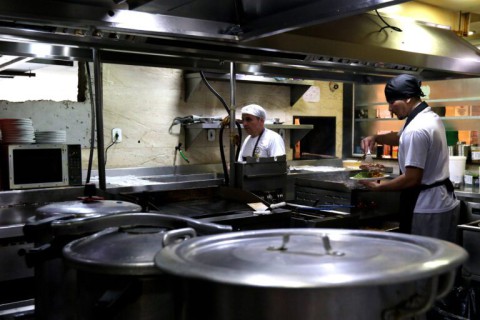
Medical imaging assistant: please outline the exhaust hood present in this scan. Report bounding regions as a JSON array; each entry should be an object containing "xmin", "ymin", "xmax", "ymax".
[
  {"xmin": 243, "ymin": 13, "xmax": 480, "ymax": 82},
  {"xmin": 0, "ymin": 0, "xmax": 478, "ymax": 82}
]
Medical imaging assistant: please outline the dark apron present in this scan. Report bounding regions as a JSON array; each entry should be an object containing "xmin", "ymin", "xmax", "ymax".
[
  {"xmin": 242, "ymin": 129, "xmax": 265, "ymax": 161},
  {"xmin": 398, "ymin": 178, "xmax": 455, "ymax": 233},
  {"xmin": 397, "ymin": 102, "xmax": 455, "ymax": 233}
]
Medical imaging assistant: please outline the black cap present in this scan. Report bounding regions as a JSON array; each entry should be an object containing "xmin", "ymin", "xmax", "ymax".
[{"xmin": 384, "ymin": 74, "xmax": 425, "ymax": 103}]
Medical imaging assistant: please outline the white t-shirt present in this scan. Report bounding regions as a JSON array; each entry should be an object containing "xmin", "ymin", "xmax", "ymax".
[
  {"xmin": 398, "ymin": 106, "xmax": 458, "ymax": 213},
  {"xmin": 238, "ymin": 128, "xmax": 285, "ymax": 161}
]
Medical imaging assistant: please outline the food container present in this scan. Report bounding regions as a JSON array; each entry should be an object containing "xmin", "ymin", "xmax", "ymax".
[
  {"xmin": 449, "ymin": 156, "xmax": 466, "ymax": 186},
  {"xmin": 60, "ymin": 213, "xmax": 232, "ymax": 320},
  {"xmin": 155, "ymin": 228, "xmax": 468, "ymax": 320},
  {"xmin": 342, "ymin": 159, "xmax": 361, "ymax": 169},
  {"xmin": 471, "ymin": 146, "xmax": 480, "ymax": 164},
  {"xmin": 22, "ymin": 199, "xmax": 143, "ymax": 320},
  {"xmin": 464, "ymin": 171, "xmax": 479, "ymax": 186}
]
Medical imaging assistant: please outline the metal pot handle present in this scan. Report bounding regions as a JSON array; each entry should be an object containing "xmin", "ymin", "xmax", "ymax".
[
  {"xmin": 434, "ymin": 270, "xmax": 456, "ymax": 299},
  {"xmin": 382, "ymin": 276, "xmax": 440, "ymax": 320},
  {"xmin": 50, "ymin": 212, "xmax": 232, "ymax": 236},
  {"xmin": 382, "ymin": 270, "xmax": 456, "ymax": 320},
  {"xmin": 23, "ymin": 214, "xmax": 77, "ymax": 241},
  {"xmin": 162, "ymin": 228, "xmax": 197, "ymax": 247}
]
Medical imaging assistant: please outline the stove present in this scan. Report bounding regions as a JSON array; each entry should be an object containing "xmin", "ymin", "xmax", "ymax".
[
  {"xmin": 131, "ymin": 186, "xmax": 292, "ymax": 231},
  {"xmin": 293, "ymin": 172, "xmax": 401, "ymax": 230}
]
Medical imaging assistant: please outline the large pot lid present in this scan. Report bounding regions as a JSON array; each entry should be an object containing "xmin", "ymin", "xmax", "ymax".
[
  {"xmin": 63, "ymin": 226, "xmax": 195, "ymax": 276},
  {"xmin": 35, "ymin": 200, "xmax": 141, "ymax": 219},
  {"xmin": 154, "ymin": 228, "xmax": 468, "ymax": 288}
]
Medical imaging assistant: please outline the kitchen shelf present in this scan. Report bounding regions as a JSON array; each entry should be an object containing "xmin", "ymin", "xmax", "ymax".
[
  {"xmin": 352, "ymin": 78, "xmax": 480, "ymax": 156},
  {"xmin": 184, "ymin": 72, "xmax": 315, "ymax": 106},
  {"xmin": 355, "ymin": 116, "xmax": 480, "ymax": 134},
  {"xmin": 355, "ymin": 97, "xmax": 480, "ymax": 109},
  {"xmin": 182, "ymin": 123, "xmax": 314, "ymax": 150}
]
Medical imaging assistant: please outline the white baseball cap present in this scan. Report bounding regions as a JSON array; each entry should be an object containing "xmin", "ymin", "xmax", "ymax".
[{"xmin": 241, "ymin": 104, "xmax": 266, "ymax": 119}]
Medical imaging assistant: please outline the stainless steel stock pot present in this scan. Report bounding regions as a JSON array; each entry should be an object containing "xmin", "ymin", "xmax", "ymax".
[{"xmin": 155, "ymin": 228, "xmax": 468, "ymax": 320}]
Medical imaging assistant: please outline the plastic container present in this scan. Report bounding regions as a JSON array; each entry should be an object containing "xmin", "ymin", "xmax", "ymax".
[
  {"xmin": 471, "ymin": 146, "xmax": 480, "ymax": 164},
  {"xmin": 464, "ymin": 171, "xmax": 479, "ymax": 186},
  {"xmin": 449, "ymin": 156, "xmax": 467, "ymax": 185}
]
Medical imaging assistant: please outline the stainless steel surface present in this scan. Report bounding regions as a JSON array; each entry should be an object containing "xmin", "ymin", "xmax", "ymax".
[
  {"xmin": 229, "ymin": 62, "xmax": 237, "ymax": 188},
  {"xmin": 463, "ymin": 201, "xmax": 480, "ymax": 221},
  {"xmin": 0, "ymin": 239, "xmax": 33, "ymax": 282},
  {"xmin": 0, "ymin": 186, "xmax": 89, "ymax": 207},
  {"xmin": 0, "ymin": 299, "xmax": 34, "ymax": 317},
  {"xmin": 61, "ymin": 217, "xmax": 228, "ymax": 320},
  {"xmin": 0, "ymin": 0, "xmax": 407, "ymax": 42},
  {"xmin": 24, "ymin": 199, "xmax": 142, "ymax": 320},
  {"xmin": 63, "ymin": 226, "xmax": 194, "ymax": 275},
  {"xmin": 154, "ymin": 228, "xmax": 467, "ymax": 320},
  {"xmin": 53, "ymin": 212, "xmax": 231, "ymax": 238},
  {"xmin": 365, "ymin": 147, "xmax": 373, "ymax": 163},
  {"xmin": 93, "ymin": 48, "xmax": 106, "ymax": 191},
  {"xmin": 0, "ymin": 1, "xmax": 477, "ymax": 82},
  {"xmin": 458, "ymin": 219, "xmax": 480, "ymax": 281},
  {"xmin": 235, "ymin": 155, "xmax": 287, "ymax": 202},
  {"xmin": 293, "ymin": 171, "xmax": 401, "ymax": 219},
  {"xmin": 0, "ymin": 206, "xmax": 37, "ymax": 284},
  {"xmin": 35, "ymin": 199, "xmax": 141, "ymax": 219},
  {"xmin": 246, "ymin": 14, "xmax": 480, "ymax": 79},
  {"xmin": 156, "ymin": 228, "xmax": 467, "ymax": 287}
]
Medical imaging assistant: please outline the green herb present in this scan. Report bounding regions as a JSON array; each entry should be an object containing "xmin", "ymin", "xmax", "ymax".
[{"xmin": 353, "ymin": 171, "xmax": 372, "ymax": 179}]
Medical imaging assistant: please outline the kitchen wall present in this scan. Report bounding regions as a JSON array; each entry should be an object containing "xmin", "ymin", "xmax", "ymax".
[
  {"xmin": 0, "ymin": 63, "xmax": 343, "ymax": 170},
  {"xmin": 101, "ymin": 64, "xmax": 343, "ymax": 168},
  {"xmin": 380, "ymin": 2, "xmax": 458, "ymax": 29}
]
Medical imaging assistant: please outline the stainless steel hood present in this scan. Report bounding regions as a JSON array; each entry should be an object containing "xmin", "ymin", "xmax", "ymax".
[
  {"xmin": 244, "ymin": 13, "xmax": 480, "ymax": 82},
  {"xmin": 0, "ymin": 0, "xmax": 479, "ymax": 82}
]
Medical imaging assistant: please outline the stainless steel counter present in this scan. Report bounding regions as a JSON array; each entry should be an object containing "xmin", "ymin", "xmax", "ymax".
[{"xmin": 455, "ymin": 185, "xmax": 480, "ymax": 201}]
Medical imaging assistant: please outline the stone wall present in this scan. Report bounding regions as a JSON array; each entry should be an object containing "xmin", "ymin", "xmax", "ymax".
[{"xmin": 0, "ymin": 63, "xmax": 344, "ymax": 170}]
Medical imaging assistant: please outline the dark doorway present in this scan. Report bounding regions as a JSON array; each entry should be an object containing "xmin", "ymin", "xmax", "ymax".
[{"xmin": 293, "ymin": 116, "xmax": 336, "ymax": 160}]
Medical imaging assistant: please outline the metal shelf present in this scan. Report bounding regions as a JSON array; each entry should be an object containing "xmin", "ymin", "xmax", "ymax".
[
  {"xmin": 182, "ymin": 123, "xmax": 314, "ymax": 149},
  {"xmin": 184, "ymin": 72, "xmax": 314, "ymax": 106},
  {"xmin": 354, "ymin": 116, "xmax": 480, "ymax": 133}
]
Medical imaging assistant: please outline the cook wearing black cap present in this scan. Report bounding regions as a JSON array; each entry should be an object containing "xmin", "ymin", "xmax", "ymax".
[{"xmin": 360, "ymin": 74, "xmax": 459, "ymax": 242}]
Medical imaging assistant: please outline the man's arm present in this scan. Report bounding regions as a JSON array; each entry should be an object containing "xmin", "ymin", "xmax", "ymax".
[
  {"xmin": 360, "ymin": 166, "xmax": 423, "ymax": 191},
  {"xmin": 361, "ymin": 132, "xmax": 399, "ymax": 153}
]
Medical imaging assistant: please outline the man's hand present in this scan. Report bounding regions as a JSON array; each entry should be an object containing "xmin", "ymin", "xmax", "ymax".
[{"xmin": 361, "ymin": 135, "xmax": 377, "ymax": 153}]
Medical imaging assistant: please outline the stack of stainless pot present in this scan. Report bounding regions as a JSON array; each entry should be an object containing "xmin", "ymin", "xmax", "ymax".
[
  {"xmin": 59, "ymin": 213, "xmax": 232, "ymax": 320},
  {"xmin": 22, "ymin": 198, "xmax": 142, "ymax": 320},
  {"xmin": 155, "ymin": 228, "xmax": 468, "ymax": 320}
]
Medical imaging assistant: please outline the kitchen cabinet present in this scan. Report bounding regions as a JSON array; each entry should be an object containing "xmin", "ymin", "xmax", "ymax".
[
  {"xmin": 352, "ymin": 78, "xmax": 480, "ymax": 157},
  {"xmin": 182, "ymin": 123, "xmax": 313, "ymax": 150},
  {"xmin": 184, "ymin": 72, "xmax": 315, "ymax": 106}
]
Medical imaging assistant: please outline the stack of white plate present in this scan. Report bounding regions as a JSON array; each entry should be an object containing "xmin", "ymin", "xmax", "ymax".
[
  {"xmin": 35, "ymin": 130, "xmax": 67, "ymax": 144},
  {"xmin": 0, "ymin": 118, "xmax": 35, "ymax": 144}
]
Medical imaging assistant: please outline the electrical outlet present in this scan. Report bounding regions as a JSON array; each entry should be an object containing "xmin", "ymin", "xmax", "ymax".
[
  {"xmin": 112, "ymin": 128, "xmax": 122, "ymax": 143},
  {"xmin": 207, "ymin": 129, "xmax": 215, "ymax": 142}
]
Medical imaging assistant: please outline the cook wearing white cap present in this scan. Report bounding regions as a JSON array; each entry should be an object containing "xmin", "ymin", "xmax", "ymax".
[{"xmin": 237, "ymin": 104, "xmax": 285, "ymax": 161}]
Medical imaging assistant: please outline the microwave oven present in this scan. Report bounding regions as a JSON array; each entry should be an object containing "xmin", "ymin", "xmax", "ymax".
[{"xmin": 0, "ymin": 144, "xmax": 82, "ymax": 190}]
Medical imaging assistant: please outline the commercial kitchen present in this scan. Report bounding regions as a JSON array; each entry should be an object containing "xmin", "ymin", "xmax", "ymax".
[{"xmin": 0, "ymin": 0, "xmax": 480, "ymax": 319}]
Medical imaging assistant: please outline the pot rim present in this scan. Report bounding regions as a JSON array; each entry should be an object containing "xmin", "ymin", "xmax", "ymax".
[{"xmin": 154, "ymin": 228, "xmax": 468, "ymax": 288}]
